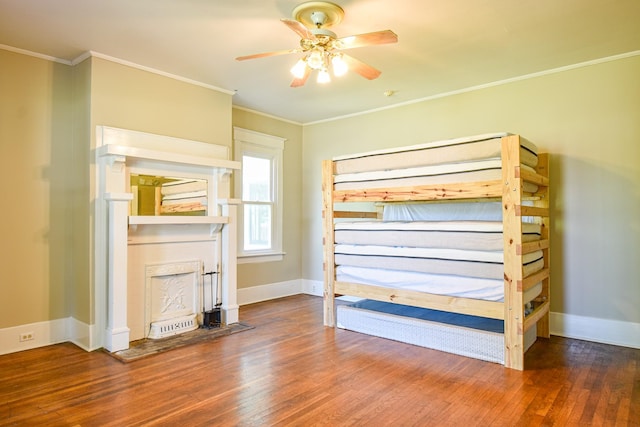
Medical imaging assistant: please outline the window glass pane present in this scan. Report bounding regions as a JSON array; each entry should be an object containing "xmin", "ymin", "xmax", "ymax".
[
  {"xmin": 242, "ymin": 155, "xmax": 271, "ymax": 202},
  {"xmin": 243, "ymin": 203, "xmax": 272, "ymax": 250}
]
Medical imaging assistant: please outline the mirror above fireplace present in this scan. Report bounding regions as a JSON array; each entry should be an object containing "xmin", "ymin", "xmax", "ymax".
[{"xmin": 130, "ymin": 174, "xmax": 208, "ymax": 216}]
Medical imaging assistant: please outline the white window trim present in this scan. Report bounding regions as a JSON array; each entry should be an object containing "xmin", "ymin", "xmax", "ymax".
[{"xmin": 234, "ymin": 127, "xmax": 285, "ymax": 263}]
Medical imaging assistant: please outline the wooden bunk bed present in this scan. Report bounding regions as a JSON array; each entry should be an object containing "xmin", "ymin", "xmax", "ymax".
[{"xmin": 322, "ymin": 133, "xmax": 550, "ymax": 370}]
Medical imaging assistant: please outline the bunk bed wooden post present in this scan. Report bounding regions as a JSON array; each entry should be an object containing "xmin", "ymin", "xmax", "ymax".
[
  {"xmin": 322, "ymin": 159, "xmax": 337, "ymax": 326},
  {"xmin": 533, "ymin": 153, "xmax": 551, "ymax": 338},
  {"xmin": 502, "ymin": 135, "xmax": 526, "ymax": 370}
]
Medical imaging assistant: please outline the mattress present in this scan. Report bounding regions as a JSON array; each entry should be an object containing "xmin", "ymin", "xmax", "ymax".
[
  {"xmin": 160, "ymin": 180, "xmax": 208, "ymax": 213},
  {"xmin": 384, "ymin": 201, "xmax": 505, "ymax": 221},
  {"xmin": 337, "ymin": 299, "xmax": 538, "ymax": 364},
  {"xmin": 335, "ymin": 221, "xmax": 541, "ymax": 251},
  {"xmin": 161, "ymin": 191, "xmax": 207, "ymax": 206},
  {"xmin": 333, "ymin": 132, "xmax": 538, "ymax": 174},
  {"xmin": 336, "ymin": 265, "xmax": 543, "ymax": 303},
  {"xmin": 160, "ymin": 179, "xmax": 207, "ymax": 196},
  {"xmin": 335, "ymin": 246, "xmax": 544, "ymax": 280},
  {"xmin": 333, "ymin": 159, "xmax": 539, "ymax": 193}
]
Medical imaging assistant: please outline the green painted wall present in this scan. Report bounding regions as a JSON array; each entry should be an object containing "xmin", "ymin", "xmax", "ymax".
[
  {"xmin": 0, "ymin": 50, "xmax": 73, "ymax": 328},
  {"xmin": 232, "ymin": 109, "xmax": 304, "ymax": 288},
  {"xmin": 301, "ymin": 55, "xmax": 640, "ymax": 324}
]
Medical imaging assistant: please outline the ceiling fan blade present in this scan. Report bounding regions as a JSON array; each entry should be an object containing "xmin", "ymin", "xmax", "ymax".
[
  {"xmin": 336, "ymin": 30, "xmax": 398, "ymax": 50},
  {"xmin": 281, "ymin": 18, "xmax": 316, "ymax": 40},
  {"xmin": 341, "ymin": 54, "xmax": 382, "ymax": 80},
  {"xmin": 290, "ymin": 66, "xmax": 312, "ymax": 87},
  {"xmin": 236, "ymin": 49, "xmax": 298, "ymax": 61}
]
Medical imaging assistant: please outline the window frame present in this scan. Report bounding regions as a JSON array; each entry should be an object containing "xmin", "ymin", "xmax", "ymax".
[{"xmin": 233, "ymin": 127, "xmax": 285, "ymax": 263}]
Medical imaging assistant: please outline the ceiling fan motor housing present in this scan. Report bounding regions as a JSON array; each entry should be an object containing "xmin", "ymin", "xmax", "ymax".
[{"xmin": 311, "ymin": 11, "xmax": 327, "ymax": 27}]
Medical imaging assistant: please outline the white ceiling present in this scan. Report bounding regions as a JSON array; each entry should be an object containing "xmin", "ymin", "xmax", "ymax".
[{"xmin": 1, "ymin": 0, "xmax": 639, "ymax": 124}]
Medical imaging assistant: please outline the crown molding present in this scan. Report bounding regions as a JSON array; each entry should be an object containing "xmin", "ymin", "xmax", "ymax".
[
  {"xmin": 305, "ymin": 50, "xmax": 640, "ymax": 126},
  {"xmin": 0, "ymin": 44, "xmax": 72, "ymax": 65},
  {"xmin": 77, "ymin": 51, "xmax": 235, "ymax": 95},
  {"xmin": 0, "ymin": 44, "xmax": 235, "ymax": 95},
  {"xmin": 232, "ymin": 105, "xmax": 302, "ymax": 126}
]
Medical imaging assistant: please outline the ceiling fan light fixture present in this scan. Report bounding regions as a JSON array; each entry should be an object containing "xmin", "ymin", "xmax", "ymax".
[
  {"xmin": 237, "ymin": 2, "xmax": 397, "ymax": 87},
  {"xmin": 339, "ymin": 35, "xmax": 356, "ymax": 47},
  {"xmin": 331, "ymin": 54, "xmax": 348, "ymax": 76},
  {"xmin": 317, "ymin": 69, "xmax": 331, "ymax": 83},
  {"xmin": 290, "ymin": 58, "xmax": 308, "ymax": 78},
  {"xmin": 307, "ymin": 49, "xmax": 325, "ymax": 70}
]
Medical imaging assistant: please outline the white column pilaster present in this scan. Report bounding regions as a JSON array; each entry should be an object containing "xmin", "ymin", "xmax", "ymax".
[
  {"xmin": 219, "ymin": 199, "xmax": 241, "ymax": 324},
  {"xmin": 104, "ymin": 192, "xmax": 133, "ymax": 352}
]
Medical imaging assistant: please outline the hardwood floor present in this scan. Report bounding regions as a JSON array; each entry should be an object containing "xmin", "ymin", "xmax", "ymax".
[{"xmin": 1, "ymin": 295, "xmax": 638, "ymax": 426}]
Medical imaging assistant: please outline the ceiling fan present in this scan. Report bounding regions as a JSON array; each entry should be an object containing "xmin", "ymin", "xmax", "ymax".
[{"xmin": 236, "ymin": 1, "xmax": 398, "ymax": 87}]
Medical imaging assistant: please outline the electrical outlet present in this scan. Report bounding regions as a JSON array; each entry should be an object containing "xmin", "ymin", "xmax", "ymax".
[{"xmin": 19, "ymin": 332, "xmax": 34, "ymax": 342}]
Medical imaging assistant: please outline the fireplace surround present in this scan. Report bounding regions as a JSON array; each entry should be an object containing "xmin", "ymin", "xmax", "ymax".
[{"xmin": 95, "ymin": 126, "xmax": 240, "ymax": 352}]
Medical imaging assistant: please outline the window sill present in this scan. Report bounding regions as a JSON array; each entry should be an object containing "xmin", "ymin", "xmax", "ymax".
[{"xmin": 237, "ymin": 252, "xmax": 285, "ymax": 264}]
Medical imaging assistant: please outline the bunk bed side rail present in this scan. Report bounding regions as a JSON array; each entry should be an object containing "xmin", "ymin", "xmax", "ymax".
[
  {"xmin": 333, "ymin": 181, "xmax": 503, "ymax": 203},
  {"xmin": 335, "ymin": 281, "xmax": 504, "ymax": 319}
]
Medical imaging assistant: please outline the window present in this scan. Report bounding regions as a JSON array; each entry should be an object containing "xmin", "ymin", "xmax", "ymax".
[{"xmin": 234, "ymin": 127, "xmax": 285, "ymax": 262}]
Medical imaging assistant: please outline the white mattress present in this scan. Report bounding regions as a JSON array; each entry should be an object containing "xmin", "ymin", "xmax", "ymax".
[
  {"xmin": 337, "ymin": 265, "xmax": 543, "ymax": 303},
  {"xmin": 384, "ymin": 201, "xmax": 504, "ymax": 221},
  {"xmin": 335, "ymin": 220, "xmax": 541, "ymax": 251},
  {"xmin": 161, "ymin": 179, "xmax": 207, "ymax": 195},
  {"xmin": 336, "ymin": 244, "xmax": 506, "ymax": 263},
  {"xmin": 334, "ymin": 159, "xmax": 539, "ymax": 193},
  {"xmin": 336, "ymin": 300, "xmax": 538, "ymax": 364},
  {"xmin": 335, "ymin": 246, "xmax": 544, "ymax": 280},
  {"xmin": 333, "ymin": 132, "xmax": 538, "ymax": 174},
  {"xmin": 161, "ymin": 190, "xmax": 207, "ymax": 201},
  {"xmin": 337, "ymin": 301, "xmax": 505, "ymax": 364}
]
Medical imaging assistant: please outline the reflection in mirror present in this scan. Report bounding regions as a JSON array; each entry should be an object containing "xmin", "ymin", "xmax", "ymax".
[{"xmin": 130, "ymin": 174, "xmax": 207, "ymax": 216}]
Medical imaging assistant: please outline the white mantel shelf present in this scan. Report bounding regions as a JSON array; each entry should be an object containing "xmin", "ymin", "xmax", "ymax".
[
  {"xmin": 97, "ymin": 144, "xmax": 241, "ymax": 171},
  {"xmin": 128, "ymin": 216, "xmax": 229, "ymax": 225}
]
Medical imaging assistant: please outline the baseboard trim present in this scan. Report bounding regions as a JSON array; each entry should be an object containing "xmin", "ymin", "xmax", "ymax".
[
  {"xmin": 0, "ymin": 318, "xmax": 68, "ymax": 355},
  {"xmin": 302, "ymin": 279, "xmax": 323, "ymax": 297},
  {"xmin": 67, "ymin": 317, "xmax": 100, "ymax": 352},
  {"xmin": 237, "ymin": 279, "xmax": 304, "ymax": 306},
  {"xmin": 550, "ymin": 312, "xmax": 640, "ymax": 349}
]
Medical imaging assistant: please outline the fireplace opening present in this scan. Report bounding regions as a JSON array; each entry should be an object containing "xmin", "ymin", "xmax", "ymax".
[{"xmin": 145, "ymin": 260, "xmax": 202, "ymax": 339}]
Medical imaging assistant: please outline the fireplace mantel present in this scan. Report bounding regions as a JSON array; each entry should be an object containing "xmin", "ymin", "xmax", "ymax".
[
  {"xmin": 128, "ymin": 215, "xmax": 229, "ymax": 236},
  {"xmin": 128, "ymin": 215, "xmax": 229, "ymax": 225},
  {"xmin": 96, "ymin": 143, "xmax": 239, "ymax": 171},
  {"xmin": 94, "ymin": 126, "xmax": 241, "ymax": 352}
]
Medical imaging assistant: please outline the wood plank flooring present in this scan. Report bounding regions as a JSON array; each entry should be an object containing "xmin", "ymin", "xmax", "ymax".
[{"xmin": 1, "ymin": 295, "xmax": 638, "ymax": 426}]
